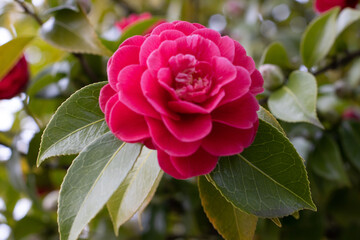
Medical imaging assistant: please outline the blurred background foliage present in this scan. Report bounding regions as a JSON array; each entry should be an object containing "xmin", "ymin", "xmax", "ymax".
[{"xmin": 0, "ymin": 0, "xmax": 360, "ymax": 239}]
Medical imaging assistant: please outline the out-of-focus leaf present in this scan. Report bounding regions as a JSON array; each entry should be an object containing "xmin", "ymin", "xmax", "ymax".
[
  {"xmin": 260, "ymin": 42, "xmax": 290, "ymax": 69},
  {"xmin": 339, "ymin": 120, "xmax": 360, "ymax": 171},
  {"xmin": 37, "ymin": 82, "xmax": 108, "ymax": 166},
  {"xmin": 336, "ymin": 8, "xmax": 360, "ymax": 36},
  {"xmin": 40, "ymin": 8, "xmax": 111, "ymax": 56},
  {"xmin": 58, "ymin": 133, "xmax": 142, "ymax": 240},
  {"xmin": 199, "ymin": 176, "xmax": 258, "ymax": 240},
  {"xmin": 13, "ymin": 216, "xmax": 46, "ymax": 240},
  {"xmin": 268, "ymin": 71, "xmax": 323, "ymax": 128},
  {"xmin": 208, "ymin": 119, "xmax": 316, "ymax": 218},
  {"xmin": 301, "ymin": 8, "xmax": 339, "ymax": 68},
  {"xmin": 107, "ymin": 147, "xmax": 163, "ymax": 234},
  {"xmin": 0, "ymin": 36, "xmax": 34, "ymax": 80},
  {"xmin": 309, "ymin": 134, "xmax": 350, "ymax": 185}
]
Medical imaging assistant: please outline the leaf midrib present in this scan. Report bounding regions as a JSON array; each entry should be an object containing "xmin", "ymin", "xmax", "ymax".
[
  {"xmin": 68, "ymin": 141, "xmax": 127, "ymax": 240},
  {"xmin": 237, "ymin": 154, "xmax": 315, "ymax": 209}
]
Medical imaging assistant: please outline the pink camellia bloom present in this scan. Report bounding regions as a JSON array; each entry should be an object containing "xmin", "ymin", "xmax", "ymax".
[
  {"xmin": 100, "ymin": 21, "xmax": 263, "ymax": 179},
  {"xmin": 314, "ymin": 0, "xmax": 358, "ymax": 13},
  {"xmin": 0, "ymin": 56, "xmax": 29, "ymax": 100},
  {"xmin": 115, "ymin": 13, "xmax": 152, "ymax": 31}
]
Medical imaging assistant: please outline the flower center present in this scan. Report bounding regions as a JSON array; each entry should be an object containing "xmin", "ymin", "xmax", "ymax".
[{"xmin": 169, "ymin": 54, "xmax": 211, "ymax": 102}]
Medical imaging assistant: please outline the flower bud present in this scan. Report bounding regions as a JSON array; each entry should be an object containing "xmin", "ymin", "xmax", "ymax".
[{"xmin": 259, "ymin": 64, "xmax": 285, "ymax": 91}]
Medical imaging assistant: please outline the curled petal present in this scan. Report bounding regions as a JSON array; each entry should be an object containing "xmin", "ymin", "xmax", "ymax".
[
  {"xmin": 192, "ymin": 28, "xmax": 221, "ymax": 44},
  {"xmin": 120, "ymin": 35, "xmax": 146, "ymax": 47},
  {"xmin": 158, "ymin": 148, "xmax": 219, "ymax": 179},
  {"xmin": 210, "ymin": 56, "xmax": 237, "ymax": 95},
  {"xmin": 212, "ymin": 93, "xmax": 259, "ymax": 129},
  {"xmin": 250, "ymin": 69, "xmax": 264, "ymax": 95},
  {"xmin": 99, "ymin": 84, "xmax": 116, "ymax": 113},
  {"xmin": 108, "ymin": 101, "xmax": 150, "ymax": 142},
  {"xmin": 117, "ymin": 65, "xmax": 159, "ymax": 118},
  {"xmin": 139, "ymin": 35, "xmax": 161, "ymax": 66},
  {"xmin": 163, "ymin": 114, "xmax": 212, "ymax": 142},
  {"xmin": 218, "ymin": 36, "xmax": 235, "ymax": 62},
  {"xmin": 146, "ymin": 117, "xmax": 201, "ymax": 157},
  {"xmin": 220, "ymin": 66, "xmax": 251, "ymax": 105},
  {"xmin": 174, "ymin": 21, "xmax": 199, "ymax": 35},
  {"xmin": 108, "ymin": 46, "xmax": 140, "ymax": 91},
  {"xmin": 202, "ymin": 121, "xmax": 258, "ymax": 156},
  {"xmin": 233, "ymin": 41, "xmax": 255, "ymax": 74},
  {"xmin": 159, "ymin": 29, "xmax": 186, "ymax": 41}
]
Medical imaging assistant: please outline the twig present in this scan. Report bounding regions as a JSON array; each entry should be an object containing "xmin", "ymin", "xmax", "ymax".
[
  {"xmin": 312, "ymin": 49, "xmax": 360, "ymax": 76},
  {"xmin": 14, "ymin": 0, "xmax": 43, "ymax": 25},
  {"xmin": 73, "ymin": 53, "xmax": 99, "ymax": 83}
]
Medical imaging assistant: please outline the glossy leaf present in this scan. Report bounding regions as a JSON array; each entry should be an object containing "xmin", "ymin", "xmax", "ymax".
[
  {"xmin": 37, "ymin": 82, "xmax": 109, "ymax": 166},
  {"xmin": 199, "ymin": 176, "xmax": 258, "ymax": 240},
  {"xmin": 58, "ymin": 133, "xmax": 142, "ymax": 240},
  {"xmin": 268, "ymin": 71, "xmax": 323, "ymax": 128},
  {"xmin": 301, "ymin": 8, "xmax": 339, "ymax": 68},
  {"xmin": 208, "ymin": 119, "xmax": 316, "ymax": 218},
  {"xmin": 336, "ymin": 8, "xmax": 360, "ymax": 36},
  {"xmin": 257, "ymin": 107, "xmax": 285, "ymax": 134},
  {"xmin": 40, "ymin": 8, "xmax": 112, "ymax": 56},
  {"xmin": 107, "ymin": 147, "xmax": 163, "ymax": 234},
  {"xmin": 339, "ymin": 121, "xmax": 360, "ymax": 171},
  {"xmin": 260, "ymin": 42, "xmax": 290, "ymax": 69},
  {"xmin": 0, "ymin": 36, "xmax": 34, "ymax": 80},
  {"xmin": 308, "ymin": 134, "xmax": 350, "ymax": 185}
]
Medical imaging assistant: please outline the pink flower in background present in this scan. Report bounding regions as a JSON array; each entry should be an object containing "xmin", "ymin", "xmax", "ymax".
[
  {"xmin": 0, "ymin": 56, "xmax": 29, "ymax": 99},
  {"xmin": 314, "ymin": 0, "xmax": 358, "ymax": 13},
  {"xmin": 100, "ymin": 21, "xmax": 263, "ymax": 179},
  {"xmin": 115, "ymin": 13, "xmax": 152, "ymax": 31}
]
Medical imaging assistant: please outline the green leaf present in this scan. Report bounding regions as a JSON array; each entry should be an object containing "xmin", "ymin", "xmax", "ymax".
[
  {"xmin": 58, "ymin": 133, "xmax": 142, "ymax": 240},
  {"xmin": 0, "ymin": 36, "xmax": 34, "ymax": 80},
  {"xmin": 301, "ymin": 8, "xmax": 339, "ymax": 68},
  {"xmin": 208, "ymin": 119, "xmax": 316, "ymax": 218},
  {"xmin": 260, "ymin": 42, "xmax": 290, "ymax": 69},
  {"xmin": 268, "ymin": 71, "xmax": 323, "ymax": 128},
  {"xmin": 107, "ymin": 147, "xmax": 163, "ymax": 234},
  {"xmin": 40, "ymin": 8, "xmax": 112, "ymax": 56},
  {"xmin": 308, "ymin": 134, "xmax": 350, "ymax": 186},
  {"xmin": 118, "ymin": 18, "xmax": 160, "ymax": 44},
  {"xmin": 339, "ymin": 121, "xmax": 360, "ymax": 172},
  {"xmin": 257, "ymin": 107, "xmax": 285, "ymax": 134},
  {"xmin": 37, "ymin": 82, "xmax": 109, "ymax": 166},
  {"xmin": 199, "ymin": 176, "xmax": 257, "ymax": 240},
  {"xmin": 336, "ymin": 8, "xmax": 360, "ymax": 36}
]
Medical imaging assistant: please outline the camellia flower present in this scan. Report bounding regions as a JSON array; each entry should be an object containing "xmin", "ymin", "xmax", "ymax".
[
  {"xmin": 115, "ymin": 12, "xmax": 153, "ymax": 31},
  {"xmin": 0, "ymin": 56, "xmax": 29, "ymax": 100},
  {"xmin": 100, "ymin": 21, "xmax": 263, "ymax": 179},
  {"xmin": 314, "ymin": 0, "xmax": 358, "ymax": 13}
]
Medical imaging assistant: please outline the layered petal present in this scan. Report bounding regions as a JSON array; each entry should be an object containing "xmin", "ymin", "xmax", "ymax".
[
  {"xmin": 158, "ymin": 148, "xmax": 219, "ymax": 179},
  {"xmin": 202, "ymin": 121, "xmax": 258, "ymax": 156}
]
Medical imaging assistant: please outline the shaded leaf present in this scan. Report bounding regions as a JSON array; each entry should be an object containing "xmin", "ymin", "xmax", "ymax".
[
  {"xmin": 118, "ymin": 18, "xmax": 160, "ymax": 44},
  {"xmin": 40, "ymin": 8, "xmax": 111, "ymax": 56},
  {"xmin": 308, "ymin": 134, "xmax": 350, "ymax": 186},
  {"xmin": 301, "ymin": 8, "xmax": 339, "ymax": 68},
  {"xmin": 268, "ymin": 71, "xmax": 323, "ymax": 128},
  {"xmin": 58, "ymin": 133, "xmax": 142, "ymax": 240},
  {"xmin": 260, "ymin": 42, "xmax": 290, "ymax": 69},
  {"xmin": 339, "ymin": 121, "xmax": 360, "ymax": 172},
  {"xmin": 336, "ymin": 8, "xmax": 360, "ymax": 36},
  {"xmin": 0, "ymin": 36, "xmax": 34, "ymax": 80},
  {"xmin": 199, "ymin": 176, "xmax": 258, "ymax": 240},
  {"xmin": 107, "ymin": 147, "xmax": 163, "ymax": 234},
  {"xmin": 37, "ymin": 82, "xmax": 109, "ymax": 166},
  {"xmin": 208, "ymin": 119, "xmax": 316, "ymax": 218}
]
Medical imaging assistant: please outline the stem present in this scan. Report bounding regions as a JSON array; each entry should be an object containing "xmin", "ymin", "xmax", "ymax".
[
  {"xmin": 312, "ymin": 49, "xmax": 360, "ymax": 76},
  {"xmin": 14, "ymin": 0, "xmax": 43, "ymax": 25}
]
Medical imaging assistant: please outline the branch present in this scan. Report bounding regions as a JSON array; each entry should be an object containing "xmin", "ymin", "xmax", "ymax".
[
  {"xmin": 312, "ymin": 49, "xmax": 360, "ymax": 76},
  {"xmin": 15, "ymin": 0, "xmax": 43, "ymax": 25}
]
